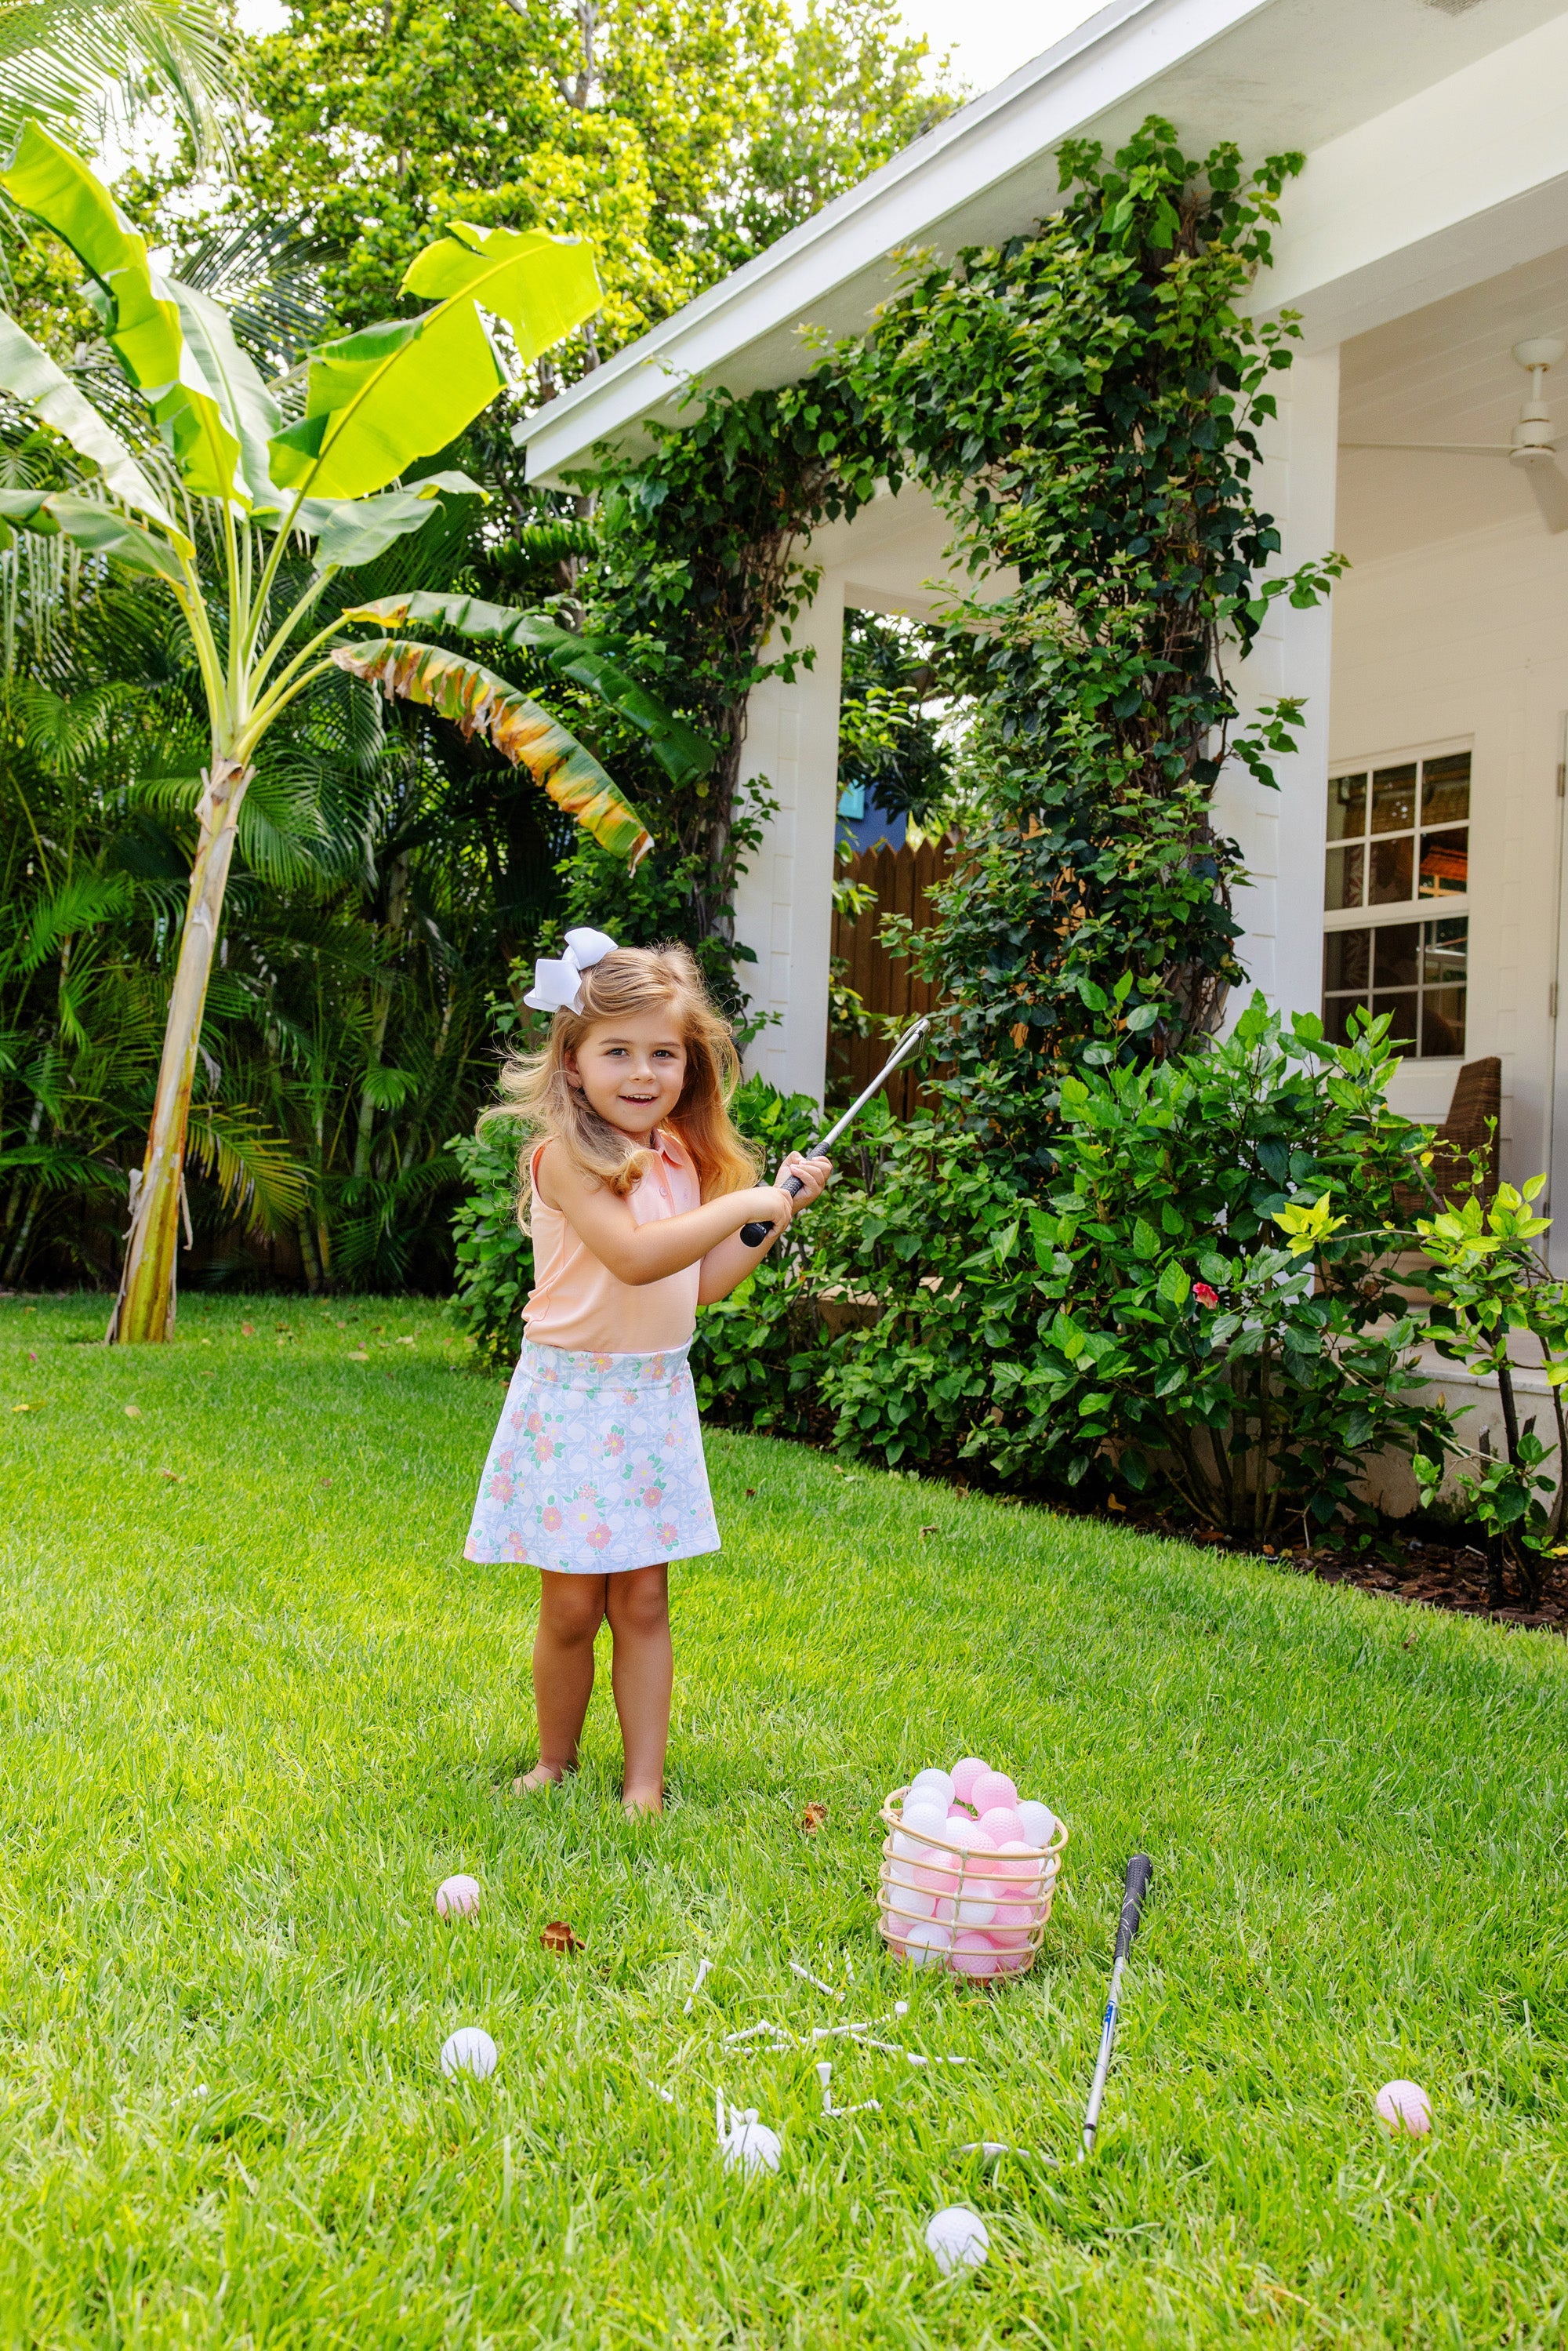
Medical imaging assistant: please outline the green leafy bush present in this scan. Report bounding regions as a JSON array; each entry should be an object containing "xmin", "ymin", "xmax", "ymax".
[
  {"xmin": 448, "ymin": 1122, "xmax": 535, "ymax": 1371},
  {"xmin": 997, "ymin": 999, "xmax": 1453, "ymax": 1536},
  {"xmin": 804, "ymin": 1001, "xmax": 1455, "ymax": 1536},
  {"xmin": 804, "ymin": 1106, "xmax": 1035, "ymax": 1469},
  {"xmin": 1414, "ymin": 1179, "xmax": 1568, "ymax": 1607},
  {"xmin": 688, "ymin": 1080, "xmax": 822, "ymax": 1430}
]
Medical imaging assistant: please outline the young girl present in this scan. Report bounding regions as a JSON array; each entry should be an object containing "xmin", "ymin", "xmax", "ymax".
[{"xmin": 463, "ymin": 928, "xmax": 830, "ymax": 1815}]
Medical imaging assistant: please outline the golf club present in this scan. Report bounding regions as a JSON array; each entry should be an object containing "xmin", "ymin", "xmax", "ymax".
[
  {"xmin": 1079, "ymin": 1853, "xmax": 1154, "ymax": 2160},
  {"xmin": 739, "ymin": 1014, "xmax": 932, "ymax": 1247}
]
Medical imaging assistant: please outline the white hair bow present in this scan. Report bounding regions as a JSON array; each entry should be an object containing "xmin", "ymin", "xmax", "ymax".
[{"xmin": 523, "ymin": 926, "xmax": 619, "ymax": 1014}]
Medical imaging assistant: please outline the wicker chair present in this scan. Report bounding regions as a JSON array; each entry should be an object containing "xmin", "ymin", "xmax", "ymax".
[{"xmin": 1394, "ymin": 1056, "xmax": 1501, "ymax": 1216}]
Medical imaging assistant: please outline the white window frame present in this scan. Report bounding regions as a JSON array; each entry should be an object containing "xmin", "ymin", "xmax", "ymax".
[{"xmin": 1322, "ymin": 734, "xmax": 1472, "ymax": 1060}]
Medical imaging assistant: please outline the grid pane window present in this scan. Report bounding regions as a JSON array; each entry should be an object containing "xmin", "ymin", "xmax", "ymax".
[
  {"xmin": 1324, "ymin": 751, "xmax": 1469, "ymax": 912},
  {"xmin": 1323, "ymin": 918, "xmax": 1467, "ymax": 1054}
]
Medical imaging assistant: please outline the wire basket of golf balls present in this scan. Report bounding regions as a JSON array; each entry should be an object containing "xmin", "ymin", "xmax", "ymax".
[{"xmin": 877, "ymin": 1761, "xmax": 1067, "ymax": 1982}]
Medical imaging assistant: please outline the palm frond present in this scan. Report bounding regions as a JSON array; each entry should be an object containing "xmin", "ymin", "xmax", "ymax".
[
  {"xmin": 183, "ymin": 1099, "xmax": 306, "ymax": 1234},
  {"xmin": 12, "ymin": 867, "xmax": 133, "ymax": 974},
  {"xmin": 14, "ymin": 678, "xmax": 121, "ymax": 770},
  {"xmin": 177, "ymin": 214, "xmax": 343, "ymax": 375},
  {"xmin": 0, "ymin": 1137, "xmax": 121, "ymax": 1191},
  {"xmin": 0, "ymin": 2, "xmax": 238, "ymax": 164}
]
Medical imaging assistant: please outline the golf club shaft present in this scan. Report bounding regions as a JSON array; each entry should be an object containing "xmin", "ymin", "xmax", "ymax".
[
  {"xmin": 1080, "ymin": 1853, "xmax": 1154, "ymax": 2160},
  {"xmin": 1080, "ymin": 1953, "xmax": 1127, "ymax": 2157},
  {"xmin": 738, "ymin": 1016, "xmax": 932, "ymax": 1247}
]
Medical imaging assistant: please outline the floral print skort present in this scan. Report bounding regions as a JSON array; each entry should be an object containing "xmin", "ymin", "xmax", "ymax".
[{"xmin": 463, "ymin": 1338, "xmax": 719, "ymax": 1575}]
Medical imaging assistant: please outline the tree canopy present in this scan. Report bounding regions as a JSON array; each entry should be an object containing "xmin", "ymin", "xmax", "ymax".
[{"xmin": 157, "ymin": 0, "xmax": 954, "ymax": 361}]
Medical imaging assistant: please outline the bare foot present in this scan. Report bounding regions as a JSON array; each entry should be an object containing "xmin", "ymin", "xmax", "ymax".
[
  {"xmin": 622, "ymin": 1786, "xmax": 664, "ymax": 1818},
  {"xmin": 512, "ymin": 1763, "xmax": 568, "ymax": 1795}
]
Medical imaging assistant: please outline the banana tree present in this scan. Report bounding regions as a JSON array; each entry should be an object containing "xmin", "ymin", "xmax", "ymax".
[{"xmin": 0, "ymin": 122, "xmax": 712, "ymax": 1340}]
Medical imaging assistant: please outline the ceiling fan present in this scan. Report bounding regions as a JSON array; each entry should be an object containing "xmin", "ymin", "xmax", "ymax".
[{"xmin": 1340, "ymin": 336, "xmax": 1568, "ymax": 532}]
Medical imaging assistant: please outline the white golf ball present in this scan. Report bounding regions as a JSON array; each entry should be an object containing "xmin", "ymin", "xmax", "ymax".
[
  {"xmin": 887, "ymin": 1883, "xmax": 938, "ymax": 1921},
  {"xmin": 436, "ymin": 1873, "xmax": 481, "ymax": 1918},
  {"xmin": 440, "ymin": 2026, "xmax": 498, "ymax": 2080},
  {"xmin": 954, "ymin": 1892, "xmax": 996, "ymax": 1927},
  {"xmin": 1375, "ymin": 2080, "xmax": 1432, "ymax": 2135},
  {"xmin": 892, "ymin": 1807, "xmax": 949, "ymax": 1859},
  {"xmin": 899, "ymin": 1920, "xmax": 953, "ymax": 1968},
  {"xmin": 723, "ymin": 2115, "xmax": 782, "ymax": 2175},
  {"xmin": 925, "ymin": 2204, "xmax": 989, "ymax": 2273},
  {"xmin": 1016, "ymin": 1800, "xmax": 1057, "ymax": 1848},
  {"xmin": 907, "ymin": 1768, "xmax": 955, "ymax": 1808}
]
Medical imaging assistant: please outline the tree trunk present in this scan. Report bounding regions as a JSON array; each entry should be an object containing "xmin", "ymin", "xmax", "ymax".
[{"xmin": 108, "ymin": 758, "xmax": 251, "ymax": 1343}]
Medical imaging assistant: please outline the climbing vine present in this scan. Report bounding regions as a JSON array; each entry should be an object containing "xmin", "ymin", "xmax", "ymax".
[
  {"xmin": 548, "ymin": 117, "xmax": 1342, "ymax": 1076},
  {"xmin": 851, "ymin": 118, "xmax": 1345, "ymax": 1164}
]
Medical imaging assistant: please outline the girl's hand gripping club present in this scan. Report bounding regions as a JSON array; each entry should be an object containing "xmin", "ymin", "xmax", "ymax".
[
  {"xmin": 1079, "ymin": 1854, "xmax": 1154, "ymax": 2161},
  {"xmin": 738, "ymin": 1015, "xmax": 932, "ymax": 1248}
]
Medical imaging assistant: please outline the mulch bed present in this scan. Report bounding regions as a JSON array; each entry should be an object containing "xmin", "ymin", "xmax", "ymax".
[{"xmin": 1115, "ymin": 1516, "xmax": 1568, "ymax": 1634}]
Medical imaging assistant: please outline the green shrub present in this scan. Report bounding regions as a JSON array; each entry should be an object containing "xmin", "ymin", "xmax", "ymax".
[
  {"xmin": 996, "ymin": 998, "xmax": 1454, "ymax": 1536},
  {"xmin": 807, "ymin": 1001, "xmax": 1456, "ymax": 1537},
  {"xmin": 448, "ymin": 1122, "xmax": 534, "ymax": 1370},
  {"xmin": 1414, "ymin": 1178, "xmax": 1568, "ymax": 1607},
  {"xmin": 804, "ymin": 1105, "xmax": 1035, "ymax": 1469},
  {"xmin": 688, "ymin": 1079, "xmax": 822, "ymax": 1431}
]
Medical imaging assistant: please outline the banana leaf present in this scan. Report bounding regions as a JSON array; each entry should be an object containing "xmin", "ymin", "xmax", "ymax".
[
  {"xmin": 401, "ymin": 223, "xmax": 601, "ymax": 366},
  {"xmin": 332, "ymin": 639, "xmax": 653, "ymax": 868},
  {"xmin": 0, "ymin": 120, "xmax": 263, "ymax": 509},
  {"xmin": 269, "ymin": 231, "xmax": 600, "ymax": 503},
  {"xmin": 0, "ymin": 486, "xmax": 185, "ymax": 581},
  {"xmin": 0, "ymin": 311, "xmax": 190, "ymax": 545},
  {"xmin": 169, "ymin": 277, "xmax": 286, "ymax": 516},
  {"xmin": 343, "ymin": 590, "xmax": 717, "ymax": 790},
  {"xmin": 308, "ymin": 472, "xmax": 485, "ymax": 570}
]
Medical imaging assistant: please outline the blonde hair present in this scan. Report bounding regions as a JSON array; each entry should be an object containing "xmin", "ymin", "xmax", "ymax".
[{"xmin": 492, "ymin": 941, "xmax": 758, "ymax": 1221}]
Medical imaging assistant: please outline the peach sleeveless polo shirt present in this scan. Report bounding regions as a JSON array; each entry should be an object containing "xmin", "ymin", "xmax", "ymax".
[{"xmin": 521, "ymin": 1128, "xmax": 702, "ymax": 1354}]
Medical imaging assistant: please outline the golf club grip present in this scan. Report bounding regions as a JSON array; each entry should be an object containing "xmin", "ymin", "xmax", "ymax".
[
  {"xmin": 739, "ymin": 1172, "xmax": 805, "ymax": 1248},
  {"xmin": 1113, "ymin": 1854, "xmax": 1154, "ymax": 1964}
]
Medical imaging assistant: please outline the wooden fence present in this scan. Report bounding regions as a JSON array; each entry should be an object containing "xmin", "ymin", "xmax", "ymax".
[{"xmin": 827, "ymin": 837, "xmax": 953, "ymax": 1116}]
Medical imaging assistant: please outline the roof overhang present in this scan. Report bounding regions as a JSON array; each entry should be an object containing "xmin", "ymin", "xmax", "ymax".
[{"xmin": 519, "ymin": 0, "xmax": 1568, "ymax": 486}]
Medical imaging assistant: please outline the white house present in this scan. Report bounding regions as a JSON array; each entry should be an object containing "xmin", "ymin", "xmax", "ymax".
[{"xmin": 520, "ymin": 0, "xmax": 1568, "ymax": 1270}]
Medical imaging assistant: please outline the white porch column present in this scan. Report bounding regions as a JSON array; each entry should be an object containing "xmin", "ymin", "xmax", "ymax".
[
  {"xmin": 731, "ymin": 576, "xmax": 847, "ymax": 1103},
  {"xmin": 1217, "ymin": 343, "xmax": 1341, "ymax": 1027}
]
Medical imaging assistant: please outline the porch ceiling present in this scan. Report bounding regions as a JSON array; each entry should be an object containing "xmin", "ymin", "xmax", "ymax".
[{"xmin": 1337, "ymin": 242, "xmax": 1568, "ymax": 563}]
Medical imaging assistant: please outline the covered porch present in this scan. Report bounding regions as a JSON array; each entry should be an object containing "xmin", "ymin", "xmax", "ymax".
[{"xmin": 518, "ymin": 0, "xmax": 1568, "ymax": 1267}]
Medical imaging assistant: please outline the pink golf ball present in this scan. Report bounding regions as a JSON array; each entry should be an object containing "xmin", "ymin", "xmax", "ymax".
[
  {"xmin": 954, "ymin": 1890, "xmax": 996, "ymax": 1927},
  {"xmin": 991, "ymin": 1837, "xmax": 1041, "ymax": 1886},
  {"xmin": 951, "ymin": 1757, "xmax": 989, "ymax": 1804},
  {"xmin": 946, "ymin": 1801, "xmax": 975, "ymax": 1822},
  {"xmin": 970, "ymin": 1770, "xmax": 1018, "ymax": 1815},
  {"xmin": 951, "ymin": 1929, "xmax": 1001, "ymax": 1979},
  {"xmin": 901, "ymin": 1844, "xmax": 960, "ymax": 1897},
  {"xmin": 436, "ymin": 1873, "xmax": 481, "ymax": 1918},
  {"xmin": 1375, "ymin": 2080, "xmax": 1432, "ymax": 2136},
  {"xmin": 978, "ymin": 1805, "xmax": 1026, "ymax": 1847}
]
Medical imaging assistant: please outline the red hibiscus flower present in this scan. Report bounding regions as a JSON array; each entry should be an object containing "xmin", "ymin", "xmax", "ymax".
[{"xmin": 1192, "ymin": 1281, "xmax": 1220, "ymax": 1308}]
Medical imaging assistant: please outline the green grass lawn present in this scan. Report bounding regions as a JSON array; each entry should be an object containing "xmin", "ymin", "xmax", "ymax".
[{"xmin": 2, "ymin": 1291, "xmax": 1566, "ymax": 2348}]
